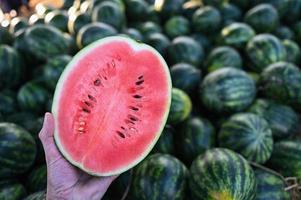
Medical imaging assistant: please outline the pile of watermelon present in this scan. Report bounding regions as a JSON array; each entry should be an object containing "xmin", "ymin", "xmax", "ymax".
[{"xmin": 1, "ymin": 0, "xmax": 301, "ymax": 199}]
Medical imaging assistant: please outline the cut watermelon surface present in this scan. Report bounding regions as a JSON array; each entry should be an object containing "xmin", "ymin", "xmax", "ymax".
[{"xmin": 52, "ymin": 36, "xmax": 171, "ymax": 176}]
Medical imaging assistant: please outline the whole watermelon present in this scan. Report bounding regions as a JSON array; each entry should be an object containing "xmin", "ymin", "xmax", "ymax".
[
  {"xmin": 200, "ymin": 68, "xmax": 256, "ymax": 113},
  {"xmin": 189, "ymin": 148, "xmax": 256, "ymax": 200},
  {"xmin": 137, "ymin": 21, "xmax": 162, "ymax": 38},
  {"xmin": 146, "ymin": 33, "xmax": 170, "ymax": 57},
  {"xmin": 92, "ymin": 1, "xmax": 125, "ymax": 31},
  {"xmin": 164, "ymin": 16, "xmax": 190, "ymax": 39},
  {"xmin": 263, "ymin": 0, "xmax": 301, "ymax": 23},
  {"xmin": 167, "ymin": 36, "xmax": 204, "ymax": 67},
  {"xmin": 0, "ymin": 90, "xmax": 17, "ymax": 115},
  {"xmin": 267, "ymin": 140, "xmax": 301, "ymax": 180},
  {"xmin": 68, "ymin": 12, "xmax": 92, "ymax": 35},
  {"xmin": 76, "ymin": 22, "xmax": 117, "ymax": 48},
  {"xmin": 246, "ymin": 34, "xmax": 286, "ymax": 72},
  {"xmin": 123, "ymin": 28, "xmax": 144, "ymax": 41},
  {"xmin": 254, "ymin": 168, "xmax": 290, "ymax": 200},
  {"xmin": 274, "ymin": 26, "xmax": 294, "ymax": 40},
  {"xmin": 0, "ymin": 45, "xmax": 24, "ymax": 89},
  {"xmin": 44, "ymin": 10, "xmax": 69, "ymax": 32},
  {"xmin": 17, "ymin": 25, "xmax": 70, "ymax": 61},
  {"xmin": 155, "ymin": 0, "xmax": 185, "ymax": 19},
  {"xmin": 259, "ymin": 61, "xmax": 301, "ymax": 108},
  {"xmin": 132, "ymin": 154, "xmax": 188, "ymax": 200},
  {"xmin": 17, "ymin": 81, "xmax": 50, "ymax": 114},
  {"xmin": 192, "ymin": 6, "xmax": 221, "ymax": 34},
  {"xmin": 205, "ymin": 46, "xmax": 242, "ymax": 72},
  {"xmin": 0, "ymin": 123, "xmax": 36, "ymax": 178},
  {"xmin": 125, "ymin": 0, "xmax": 149, "ymax": 22},
  {"xmin": 40, "ymin": 55, "xmax": 72, "ymax": 90},
  {"xmin": 244, "ymin": 4, "xmax": 279, "ymax": 33},
  {"xmin": 220, "ymin": 3, "xmax": 242, "ymax": 25},
  {"xmin": 219, "ymin": 113, "xmax": 273, "ymax": 164},
  {"xmin": 170, "ymin": 63, "xmax": 201, "ymax": 95},
  {"xmin": 176, "ymin": 116, "xmax": 215, "ymax": 165},
  {"xmin": 220, "ymin": 22, "xmax": 255, "ymax": 49},
  {"xmin": 168, "ymin": 88, "xmax": 192, "ymax": 125},
  {"xmin": 248, "ymin": 99, "xmax": 299, "ymax": 140}
]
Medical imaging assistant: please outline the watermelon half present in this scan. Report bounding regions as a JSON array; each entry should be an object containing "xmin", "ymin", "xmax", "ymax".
[{"xmin": 52, "ymin": 36, "xmax": 171, "ymax": 176}]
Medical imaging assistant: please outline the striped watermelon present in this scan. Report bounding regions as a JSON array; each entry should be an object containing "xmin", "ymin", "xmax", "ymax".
[
  {"xmin": 40, "ymin": 55, "xmax": 72, "ymax": 91},
  {"xmin": 200, "ymin": 67, "xmax": 256, "ymax": 113},
  {"xmin": 189, "ymin": 148, "xmax": 256, "ymax": 200},
  {"xmin": 274, "ymin": 26, "xmax": 294, "ymax": 40},
  {"xmin": 167, "ymin": 36, "xmax": 204, "ymax": 67},
  {"xmin": 45, "ymin": 10, "xmax": 69, "ymax": 32},
  {"xmin": 0, "ymin": 123, "xmax": 37, "ymax": 178},
  {"xmin": 164, "ymin": 16, "xmax": 190, "ymax": 39},
  {"xmin": 168, "ymin": 88, "xmax": 192, "ymax": 125},
  {"xmin": 219, "ymin": 113, "xmax": 273, "ymax": 164},
  {"xmin": 259, "ymin": 61, "xmax": 301, "ymax": 108},
  {"xmin": 220, "ymin": 3, "xmax": 242, "ymax": 25},
  {"xmin": 192, "ymin": 6, "xmax": 221, "ymax": 34},
  {"xmin": 146, "ymin": 33, "xmax": 171, "ymax": 57},
  {"xmin": 76, "ymin": 22, "xmax": 117, "ymax": 49},
  {"xmin": 154, "ymin": 0, "xmax": 185, "ymax": 19},
  {"xmin": 170, "ymin": 63, "xmax": 201, "ymax": 95},
  {"xmin": 267, "ymin": 140, "xmax": 301, "ymax": 180},
  {"xmin": 17, "ymin": 25, "xmax": 70, "ymax": 61},
  {"xmin": 244, "ymin": 4, "xmax": 279, "ymax": 33},
  {"xmin": 0, "ymin": 90, "xmax": 17, "ymax": 115},
  {"xmin": 123, "ymin": 28, "xmax": 144, "ymax": 41},
  {"xmin": 125, "ymin": 0, "xmax": 149, "ymax": 22},
  {"xmin": 68, "ymin": 12, "xmax": 91, "ymax": 35},
  {"xmin": 176, "ymin": 116, "xmax": 215, "ymax": 165},
  {"xmin": 246, "ymin": 34, "xmax": 286, "ymax": 72},
  {"xmin": 205, "ymin": 46, "xmax": 242, "ymax": 72},
  {"xmin": 0, "ymin": 45, "xmax": 24, "ymax": 90},
  {"xmin": 254, "ymin": 168, "xmax": 290, "ymax": 200},
  {"xmin": 92, "ymin": 1, "xmax": 125, "ymax": 31},
  {"xmin": 248, "ymin": 99, "xmax": 299, "ymax": 140},
  {"xmin": 133, "ymin": 153, "xmax": 188, "ymax": 200},
  {"xmin": 137, "ymin": 21, "xmax": 161, "ymax": 38},
  {"xmin": 220, "ymin": 22, "xmax": 255, "ymax": 49},
  {"xmin": 17, "ymin": 81, "xmax": 50, "ymax": 114}
]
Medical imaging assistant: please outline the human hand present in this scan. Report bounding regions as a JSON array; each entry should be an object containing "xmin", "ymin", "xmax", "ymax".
[{"xmin": 39, "ymin": 112, "xmax": 117, "ymax": 200}]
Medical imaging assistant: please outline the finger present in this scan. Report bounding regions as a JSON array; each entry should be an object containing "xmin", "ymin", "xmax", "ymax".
[
  {"xmin": 39, "ymin": 112, "xmax": 54, "ymax": 140},
  {"xmin": 39, "ymin": 112, "xmax": 62, "ymax": 164}
]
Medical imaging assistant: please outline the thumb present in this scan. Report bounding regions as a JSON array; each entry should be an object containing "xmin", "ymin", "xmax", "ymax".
[{"xmin": 39, "ymin": 112, "xmax": 62, "ymax": 165}]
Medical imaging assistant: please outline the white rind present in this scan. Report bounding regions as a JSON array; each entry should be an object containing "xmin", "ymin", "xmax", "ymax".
[{"xmin": 52, "ymin": 36, "xmax": 172, "ymax": 176}]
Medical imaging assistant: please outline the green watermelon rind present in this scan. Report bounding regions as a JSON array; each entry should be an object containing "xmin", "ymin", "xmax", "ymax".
[{"xmin": 52, "ymin": 36, "xmax": 172, "ymax": 176}]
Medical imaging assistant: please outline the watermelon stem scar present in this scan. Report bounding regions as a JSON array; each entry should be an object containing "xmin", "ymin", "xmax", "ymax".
[{"xmin": 52, "ymin": 36, "xmax": 172, "ymax": 176}]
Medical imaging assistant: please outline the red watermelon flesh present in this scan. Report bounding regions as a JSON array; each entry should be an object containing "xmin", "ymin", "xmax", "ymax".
[{"xmin": 52, "ymin": 36, "xmax": 171, "ymax": 176}]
